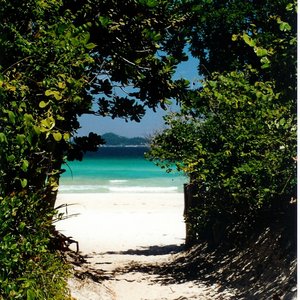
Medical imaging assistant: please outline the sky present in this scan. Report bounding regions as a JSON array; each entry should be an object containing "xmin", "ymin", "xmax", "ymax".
[{"xmin": 77, "ymin": 54, "xmax": 200, "ymax": 138}]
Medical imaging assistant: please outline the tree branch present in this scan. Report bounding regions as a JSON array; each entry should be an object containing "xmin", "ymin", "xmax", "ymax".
[{"xmin": 3, "ymin": 56, "xmax": 32, "ymax": 74}]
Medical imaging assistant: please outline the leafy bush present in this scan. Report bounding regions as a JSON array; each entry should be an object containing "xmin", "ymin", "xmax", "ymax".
[
  {"xmin": 0, "ymin": 1, "xmax": 191, "ymax": 297},
  {"xmin": 0, "ymin": 193, "xmax": 71, "ymax": 300},
  {"xmin": 147, "ymin": 2, "xmax": 296, "ymax": 244},
  {"xmin": 149, "ymin": 68, "xmax": 296, "ymax": 243}
]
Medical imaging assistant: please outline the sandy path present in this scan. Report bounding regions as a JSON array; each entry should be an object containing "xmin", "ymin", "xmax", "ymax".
[{"xmin": 56, "ymin": 193, "xmax": 237, "ymax": 300}]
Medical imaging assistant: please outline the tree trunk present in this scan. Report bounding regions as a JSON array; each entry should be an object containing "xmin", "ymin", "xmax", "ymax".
[{"xmin": 184, "ymin": 183, "xmax": 198, "ymax": 248}]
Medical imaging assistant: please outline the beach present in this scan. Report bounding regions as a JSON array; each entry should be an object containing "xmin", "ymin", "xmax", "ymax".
[
  {"xmin": 55, "ymin": 192, "xmax": 186, "ymax": 254},
  {"xmin": 55, "ymin": 192, "xmax": 237, "ymax": 300}
]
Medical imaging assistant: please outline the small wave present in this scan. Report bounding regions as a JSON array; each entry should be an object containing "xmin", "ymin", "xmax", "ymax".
[
  {"xmin": 59, "ymin": 184, "xmax": 181, "ymax": 193},
  {"xmin": 109, "ymin": 180, "xmax": 129, "ymax": 184},
  {"xmin": 59, "ymin": 185, "xmax": 108, "ymax": 192},
  {"xmin": 108, "ymin": 186, "xmax": 178, "ymax": 193}
]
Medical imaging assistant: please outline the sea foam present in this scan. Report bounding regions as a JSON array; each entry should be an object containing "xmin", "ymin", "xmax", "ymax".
[
  {"xmin": 108, "ymin": 186, "xmax": 178, "ymax": 193},
  {"xmin": 109, "ymin": 180, "xmax": 129, "ymax": 183},
  {"xmin": 59, "ymin": 185, "xmax": 107, "ymax": 192}
]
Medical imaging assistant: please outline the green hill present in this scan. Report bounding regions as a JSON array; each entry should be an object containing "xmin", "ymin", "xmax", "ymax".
[{"xmin": 102, "ymin": 132, "xmax": 148, "ymax": 146}]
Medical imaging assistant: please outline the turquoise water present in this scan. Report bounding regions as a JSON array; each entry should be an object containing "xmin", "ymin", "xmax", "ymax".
[{"xmin": 59, "ymin": 147, "xmax": 187, "ymax": 193}]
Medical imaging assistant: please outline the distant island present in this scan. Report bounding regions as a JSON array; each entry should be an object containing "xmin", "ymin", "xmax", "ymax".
[{"xmin": 102, "ymin": 132, "xmax": 149, "ymax": 146}]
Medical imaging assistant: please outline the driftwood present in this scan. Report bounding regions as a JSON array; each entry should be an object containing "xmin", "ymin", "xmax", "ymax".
[{"xmin": 51, "ymin": 229, "xmax": 79, "ymax": 253}]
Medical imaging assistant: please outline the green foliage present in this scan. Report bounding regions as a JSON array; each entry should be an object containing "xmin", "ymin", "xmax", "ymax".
[
  {"xmin": 150, "ymin": 69, "xmax": 296, "ymax": 201},
  {"xmin": 0, "ymin": 1, "xmax": 101, "ymax": 295},
  {"xmin": 0, "ymin": 0, "xmax": 100, "ymax": 199},
  {"xmin": 0, "ymin": 193, "xmax": 70, "ymax": 300},
  {"xmin": 65, "ymin": 0, "xmax": 190, "ymax": 119},
  {"xmin": 186, "ymin": 0, "xmax": 296, "ymax": 75},
  {"xmin": 147, "ymin": 1, "xmax": 296, "ymax": 243},
  {"xmin": 0, "ymin": 0, "xmax": 190, "ymax": 200},
  {"xmin": 0, "ymin": 0, "xmax": 191, "ymax": 296}
]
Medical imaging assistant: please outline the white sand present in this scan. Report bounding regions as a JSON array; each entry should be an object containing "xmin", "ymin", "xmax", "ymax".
[
  {"xmin": 55, "ymin": 193, "xmax": 186, "ymax": 254},
  {"xmin": 55, "ymin": 193, "xmax": 237, "ymax": 300}
]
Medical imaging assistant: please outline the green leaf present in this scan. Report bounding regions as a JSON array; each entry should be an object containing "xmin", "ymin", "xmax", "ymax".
[
  {"xmin": 231, "ymin": 34, "xmax": 238, "ymax": 41},
  {"xmin": 16, "ymin": 134, "xmax": 26, "ymax": 145},
  {"xmin": 39, "ymin": 101, "xmax": 48, "ymax": 108},
  {"xmin": 85, "ymin": 43, "xmax": 97, "ymax": 50},
  {"xmin": 52, "ymin": 132, "xmax": 62, "ymax": 141},
  {"xmin": 0, "ymin": 132, "xmax": 7, "ymax": 143},
  {"xmin": 20, "ymin": 178, "xmax": 28, "ymax": 188},
  {"xmin": 254, "ymin": 47, "xmax": 268, "ymax": 57},
  {"xmin": 279, "ymin": 22, "xmax": 291, "ymax": 32},
  {"xmin": 45, "ymin": 90, "xmax": 52, "ymax": 96},
  {"xmin": 139, "ymin": 0, "xmax": 158, "ymax": 8},
  {"xmin": 98, "ymin": 16, "xmax": 112, "ymax": 27},
  {"xmin": 45, "ymin": 90, "xmax": 62, "ymax": 100},
  {"xmin": 7, "ymin": 154, "xmax": 15, "ymax": 162},
  {"xmin": 33, "ymin": 125, "xmax": 41, "ymax": 135},
  {"xmin": 82, "ymin": 32, "xmax": 91, "ymax": 44},
  {"xmin": 40, "ymin": 117, "xmax": 55, "ymax": 131},
  {"xmin": 63, "ymin": 132, "xmax": 71, "ymax": 140},
  {"xmin": 19, "ymin": 221, "xmax": 26, "ymax": 231},
  {"xmin": 260, "ymin": 56, "xmax": 270, "ymax": 68},
  {"xmin": 21, "ymin": 160, "xmax": 29, "ymax": 172},
  {"xmin": 286, "ymin": 3, "xmax": 294, "ymax": 11},
  {"xmin": 53, "ymin": 91, "xmax": 62, "ymax": 100},
  {"xmin": 57, "ymin": 81, "xmax": 66, "ymax": 89},
  {"xmin": 279, "ymin": 118, "xmax": 286, "ymax": 126},
  {"xmin": 50, "ymin": 182, "xmax": 59, "ymax": 191},
  {"xmin": 5, "ymin": 83, "xmax": 16, "ymax": 92},
  {"xmin": 242, "ymin": 33, "xmax": 256, "ymax": 47},
  {"xmin": 7, "ymin": 111, "xmax": 16, "ymax": 123},
  {"xmin": 26, "ymin": 289, "xmax": 36, "ymax": 300},
  {"xmin": 56, "ymin": 115, "xmax": 65, "ymax": 121},
  {"xmin": 57, "ymin": 23, "xmax": 68, "ymax": 34},
  {"xmin": 24, "ymin": 113, "xmax": 34, "ymax": 125}
]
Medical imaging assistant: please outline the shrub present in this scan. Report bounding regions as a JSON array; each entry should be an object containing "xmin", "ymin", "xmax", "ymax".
[{"xmin": 0, "ymin": 193, "xmax": 71, "ymax": 300}]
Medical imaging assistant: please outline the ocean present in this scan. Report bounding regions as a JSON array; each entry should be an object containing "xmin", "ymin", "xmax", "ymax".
[{"xmin": 59, "ymin": 147, "xmax": 187, "ymax": 193}]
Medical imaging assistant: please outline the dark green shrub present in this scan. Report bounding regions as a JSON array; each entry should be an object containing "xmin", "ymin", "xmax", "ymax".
[
  {"xmin": 0, "ymin": 193, "xmax": 71, "ymax": 300},
  {"xmin": 148, "ymin": 2, "xmax": 296, "ymax": 245}
]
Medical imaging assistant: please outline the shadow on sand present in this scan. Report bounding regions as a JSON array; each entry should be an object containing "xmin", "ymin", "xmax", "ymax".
[{"xmin": 102, "ymin": 244, "xmax": 185, "ymax": 256}]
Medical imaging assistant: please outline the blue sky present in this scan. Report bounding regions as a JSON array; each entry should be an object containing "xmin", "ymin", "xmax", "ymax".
[{"xmin": 78, "ymin": 54, "xmax": 199, "ymax": 138}]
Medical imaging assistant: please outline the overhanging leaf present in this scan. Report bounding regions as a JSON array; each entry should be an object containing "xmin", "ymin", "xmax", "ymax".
[
  {"xmin": 85, "ymin": 43, "xmax": 97, "ymax": 50},
  {"xmin": 242, "ymin": 33, "xmax": 256, "ymax": 47},
  {"xmin": 254, "ymin": 47, "xmax": 268, "ymax": 57},
  {"xmin": 45, "ymin": 90, "xmax": 62, "ymax": 100}
]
